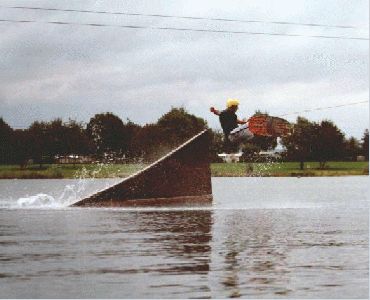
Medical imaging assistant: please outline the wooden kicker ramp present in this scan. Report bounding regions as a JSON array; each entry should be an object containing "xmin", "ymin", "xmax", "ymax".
[{"xmin": 71, "ymin": 130, "xmax": 212, "ymax": 207}]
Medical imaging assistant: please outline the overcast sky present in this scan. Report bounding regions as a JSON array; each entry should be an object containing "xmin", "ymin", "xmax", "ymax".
[{"xmin": 0, "ymin": 0, "xmax": 368, "ymax": 138}]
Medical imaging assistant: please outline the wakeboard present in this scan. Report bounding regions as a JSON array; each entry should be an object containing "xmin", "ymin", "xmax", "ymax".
[
  {"xmin": 247, "ymin": 114, "xmax": 291, "ymax": 137},
  {"xmin": 228, "ymin": 114, "xmax": 291, "ymax": 144}
]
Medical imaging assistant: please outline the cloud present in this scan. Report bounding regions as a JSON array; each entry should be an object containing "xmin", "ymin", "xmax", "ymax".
[{"xmin": 0, "ymin": 0, "xmax": 368, "ymax": 138}]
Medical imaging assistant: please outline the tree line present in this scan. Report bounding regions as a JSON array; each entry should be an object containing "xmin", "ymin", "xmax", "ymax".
[
  {"xmin": 0, "ymin": 108, "xmax": 206, "ymax": 167},
  {"xmin": 0, "ymin": 107, "xmax": 368, "ymax": 168},
  {"xmin": 281, "ymin": 117, "xmax": 368, "ymax": 169}
]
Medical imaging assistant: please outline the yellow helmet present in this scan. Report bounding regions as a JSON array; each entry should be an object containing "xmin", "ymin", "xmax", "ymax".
[{"xmin": 226, "ymin": 98, "xmax": 240, "ymax": 108}]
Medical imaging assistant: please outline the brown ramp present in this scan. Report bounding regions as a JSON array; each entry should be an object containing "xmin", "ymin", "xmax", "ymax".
[{"xmin": 72, "ymin": 129, "xmax": 212, "ymax": 207}]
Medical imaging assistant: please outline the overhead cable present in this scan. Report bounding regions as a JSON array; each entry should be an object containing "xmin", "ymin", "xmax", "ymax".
[
  {"xmin": 279, "ymin": 100, "xmax": 369, "ymax": 117},
  {"xmin": 0, "ymin": 5, "xmax": 367, "ymax": 30},
  {"xmin": 0, "ymin": 19, "xmax": 368, "ymax": 41}
]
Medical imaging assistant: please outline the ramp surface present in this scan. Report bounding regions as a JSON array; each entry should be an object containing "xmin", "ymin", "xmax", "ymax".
[{"xmin": 72, "ymin": 130, "xmax": 212, "ymax": 207}]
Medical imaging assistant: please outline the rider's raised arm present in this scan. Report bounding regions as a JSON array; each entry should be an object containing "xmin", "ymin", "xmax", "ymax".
[{"xmin": 210, "ymin": 107, "xmax": 220, "ymax": 116}]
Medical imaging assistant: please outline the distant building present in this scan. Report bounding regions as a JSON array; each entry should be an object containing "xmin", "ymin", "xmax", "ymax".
[
  {"xmin": 258, "ymin": 150, "xmax": 282, "ymax": 159},
  {"xmin": 357, "ymin": 155, "xmax": 365, "ymax": 162},
  {"xmin": 218, "ymin": 153, "xmax": 243, "ymax": 163},
  {"xmin": 55, "ymin": 155, "xmax": 93, "ymax": 164}
]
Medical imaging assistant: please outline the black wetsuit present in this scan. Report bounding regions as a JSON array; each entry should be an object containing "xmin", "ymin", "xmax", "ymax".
[{"xmin": 219, "ymin": 109, "xmax": 238, "ymax": 153}]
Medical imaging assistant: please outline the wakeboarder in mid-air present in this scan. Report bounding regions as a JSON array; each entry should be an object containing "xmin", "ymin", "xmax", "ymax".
[
  {"xmin": 210, "ymin": 98, "xmax": 254, "ymax": 153},
  {"xmin": 210, "ymin": 98, "xmax": 292, "ymax": 154}
]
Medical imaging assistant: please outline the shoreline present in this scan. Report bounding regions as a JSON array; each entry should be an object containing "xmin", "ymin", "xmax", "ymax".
[{"xmin": 0, "ymin": 162, "xmax": 368, "ymax": 179}]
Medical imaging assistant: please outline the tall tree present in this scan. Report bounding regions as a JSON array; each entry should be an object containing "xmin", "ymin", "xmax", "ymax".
[
  {"xmin": 130, "ymin": 107, "xmax": 207, "ymax": 162},
  {"xmin": 48, "ymin": 119, "xmax": 66, "ymax": 157},
  {"xmin": 123, "ymin": 120, "xmax": 142, "ymax": 159},
  {"xmin": 63, "ymin": 120, "xmax": 94, "ymax": 156},
  {"xmin": 130, "ymin": 124, "xmax": 166, "ymax": 162},
  {"xmin": 28, "ymin": 121, "xmax": 49, "ymax": 168},
  {"xmin": 157, "ymin": 107, "xmax": 207, "ymax": 148},
  {"xmin": 0, "ymin": 118, "xmax": 14, "ymax": 164},
  {"xmin": 344, "ymin": 136, "xmax": 361, "ymax": 161},
  {"xmin": 281, "ymin": 117, "xmax": 317, "ymax": 170},
  {"xmin": 362, "ymin": 129, "xmax": 369, "ymax": 160},
  {"xmin": 86, "ymin": 113, "xmax": 127, "ymax": 156},
  {"xmin": 314, "ymin": 120, "xmax": 345, "ymax": 168},
  {"xmin": 12, "ymin": 129, "xmax": 31, "ymax": 168}
]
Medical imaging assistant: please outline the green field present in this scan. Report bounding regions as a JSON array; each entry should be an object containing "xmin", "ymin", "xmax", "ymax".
[
  {"xmin": 0, "ymin": 163, "xmax": 145, "ymax": 179},
  {"xmin": 211, "ymin": 161, "xmax": 369, "ymax": 177},
  {"xmin": 0, "ymin": 161, "xmax": 368, "ymax": 179}
]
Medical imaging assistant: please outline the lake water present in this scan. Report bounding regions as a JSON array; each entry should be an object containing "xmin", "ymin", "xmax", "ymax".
[{"xmin": 0, "ymin": 177, "xmax": 368, "ymax": 298}]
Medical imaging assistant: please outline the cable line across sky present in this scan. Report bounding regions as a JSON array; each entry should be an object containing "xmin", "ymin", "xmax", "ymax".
[
  {"xmin": 0, "ymin": 5, "xmax": 367, "ymax": 30},
  {"xmin": 0, "ymin": 18, "xmax": 368, "ymax": 41},
  {"xmin": 278, "ymin": 100, "xmax": 369, "ymax": 117}
]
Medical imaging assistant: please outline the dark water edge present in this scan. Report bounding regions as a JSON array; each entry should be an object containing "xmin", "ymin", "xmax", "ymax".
[{"xmin": 0, "ymin": 173, "xmax": 367, "ymax": 179}]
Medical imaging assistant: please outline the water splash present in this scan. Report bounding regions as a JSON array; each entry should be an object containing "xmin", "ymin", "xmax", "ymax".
[
  {"xmin": 10, "ymin": 165, "xmax": 123, "ymax": 209},
  {"xmin": 16, "ymin": 194, "xmax": 60, "ymax": 208},
  {"xmin": 14, "ymin": 183, "xmax": 84, "ymax": 208},
  {"xmin": 245, "ymin": 157, "xmax": 283, "ymax": 177}
]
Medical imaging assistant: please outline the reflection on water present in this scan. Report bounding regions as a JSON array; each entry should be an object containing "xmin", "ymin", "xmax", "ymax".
[
  {"xmin": 214, "ymin": 210, "xmax": 290, "ymax": 298},
  {"xmin": 210, "ymin": 208, "xmax": 368, "ymax": 298},
  {"xmin": 113, "ymin": 210, "xmax": 213, "ymax": 276},
  {"xmin": 0, "ymin": 207, "xmax": 368, "ymax": 298},
  {"xmin": 0, "ymin": 209, "xmax": 214, "ymax": 298},
  {"xmin": 0, "ymin": 177, "xmax": 368, "ymax": 298}
]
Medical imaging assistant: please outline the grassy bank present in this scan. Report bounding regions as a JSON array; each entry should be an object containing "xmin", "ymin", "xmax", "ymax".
[
  {"xmin": 0, "ymin": 161, "xmax": 368, "ymax": 179},
  {"xmin": 0, "ymin": 163, "xmax": 145, "ymax": 179},
  {"xmin": 211, "ymin": 161, "xmax": 369, "ymax": 177}
]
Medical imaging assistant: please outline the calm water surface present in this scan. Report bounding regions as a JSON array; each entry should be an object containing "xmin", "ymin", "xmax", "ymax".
[{"xmin": 0, "ymin": 177, "xmax": 368, "ymax": 298}]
